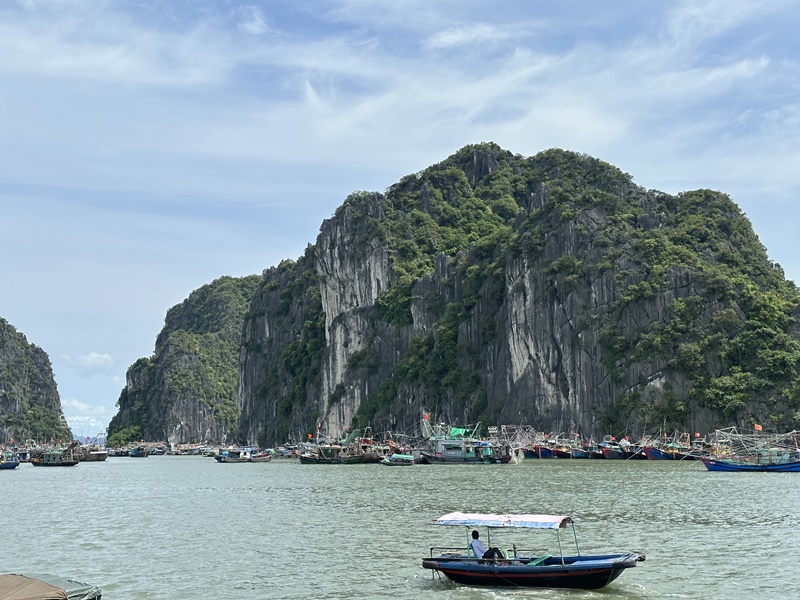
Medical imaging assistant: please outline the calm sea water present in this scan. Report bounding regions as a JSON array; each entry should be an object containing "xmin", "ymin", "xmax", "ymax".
[{"xmin": 2, "ymin": 456, "xmax": 799, "ymax": 599}]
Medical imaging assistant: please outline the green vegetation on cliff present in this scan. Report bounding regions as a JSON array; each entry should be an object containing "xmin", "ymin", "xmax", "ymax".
[
  {"xmin": 117, "ymin": 143, "xmax": 800, "ymax": 446},
  {"xmin": 0, "ymin": 318, "xmax": 72, "ymax": 443},
  {"xmin": 107, "ymin": 275, "xmax": 260, "ymax": 445},
  {"xmin": 349, "ymin": 144, "xmax": 800, "ymax": 433}
]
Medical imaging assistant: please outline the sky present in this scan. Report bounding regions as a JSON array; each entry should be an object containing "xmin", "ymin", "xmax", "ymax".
[{"xmin": 2, "ymin": 0, "xmax": 799, "ymax": 440}]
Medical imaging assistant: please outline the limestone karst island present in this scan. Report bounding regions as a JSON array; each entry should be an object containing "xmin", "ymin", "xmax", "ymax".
[{"xmin": 3, "ymin": 143, "xmax": 800, "ymax": 466}]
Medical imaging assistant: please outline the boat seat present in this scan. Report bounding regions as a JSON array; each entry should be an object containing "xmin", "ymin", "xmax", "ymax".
[{"xmin": 527, "ymin": 554, "xmax": 552, "ymax": 567}]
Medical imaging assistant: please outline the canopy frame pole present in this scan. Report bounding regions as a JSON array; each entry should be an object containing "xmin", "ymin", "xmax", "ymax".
[
  {"xmin": 572, "ymin": 522, "xmax": 581, "ymax": 556},
  {"xmin": 556, "ymin": 530, "xmax": 565, "ymax": 564}
]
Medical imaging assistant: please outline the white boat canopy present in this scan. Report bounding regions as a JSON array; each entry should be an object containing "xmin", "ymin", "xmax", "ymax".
[{"xmin": 435, "ymin": 512, "xmax": 573, "ymax": 529}]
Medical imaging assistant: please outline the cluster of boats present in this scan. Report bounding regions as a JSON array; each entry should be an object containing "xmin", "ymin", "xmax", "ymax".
[
  {"xmin": 4, "ymin": 424, "xmax": 798, "ymax": 473},
  {"xmin": 0, "ymin": 440, "xmax": 111, "ymax": 468}
]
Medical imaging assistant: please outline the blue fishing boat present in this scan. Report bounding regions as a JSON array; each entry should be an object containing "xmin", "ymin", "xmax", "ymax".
[
  {"xmin": 422, "ymin": 512, "xmax": 645, "ymax": 589},
  {"xmin": 701, "ymin": 457, "xmax": 800, "ymax": 472},
  {"xmin": 129, "ymin": 445, "xmax": 148, "ymax": 458},
  {"xmin": 643, "ymin": 446, "xmax": 672, "ymax": 460},
  {"xmin": 0, "ymin": 450, "xmax": 20, "ymax": 470},
  {"xmin": 701, "ymin": 427, "xmax": 800, "ymax": 472}
]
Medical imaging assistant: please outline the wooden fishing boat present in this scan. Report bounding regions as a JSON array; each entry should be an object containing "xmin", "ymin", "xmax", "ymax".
[
  {"xmin": 422, "ymin": 512, "xmax": 644, "ymax": 589},
  {"xmin": 701, "ymin": 457, "xmax": 800, "ymax": 472},
  {"xmin": 128, "ymin": 445, "xmax": 148, "ymax": 457},
  {"xmin": 214, "ymin": 447, "xmax": 272, "ymax": 463},
  {"xmin": 79, "ymin": 445, "xmax": 109, "ymax": 462},
  {"xmin": 420, "ymin": 423, "xmax": 512, "ymax": 464},
  {"xmin": 643, "ymin": 446, "xmax": 672, "ymax": 460},
  {"xmin": 0, "ymin": 450, "xmax": 20, "ymax": 470},
  {"xmin": 30, "ymin": 441, "xmax": 80, "ymax": 467},
  {"xmin": 380, "ymin": 453, "xmax": 415, "ymax": 466},
  {"xmin": 702, "ymin": 427, "xmax": 800, "ymax": 472},
  {"xmin": 298, "ymin": 444, "xmax": 343, "ymax": 464}
]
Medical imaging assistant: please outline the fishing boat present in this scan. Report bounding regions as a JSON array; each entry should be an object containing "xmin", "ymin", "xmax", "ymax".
[
  {"xmin": 420, "ymin": 422, "xmax": 512, "ymax": 464},
  {"xmin": 0, "ymin": 450, "xmax": 20, "ymax": 470},
  {"xmin": 422, "ymin": 512, "xmax": 645, "ymax": 589},
  {"xmin": 128, "ymin": 445, "xmax": 148, "ymax": 458},
  {"xmin": 214, "ymin": 447, "xmax": 272, "ymax": 463},
  {"xmin": 79, "ymin": 444, "xmax": 109, "ymax": 462},
  {"xmin": 701, "ymin": 427, "xmax": 800, "ymax": 472},
  {"xmin": 298, "ymin": 444, "xmax": 343, "ymax": 464},
  {"xmin": 30, "ymin": 441, "xmax": 80, "ymax": 467},
  {"xmin": 380, "ymin": 453, "xmax": 415, "ymax": 466}
]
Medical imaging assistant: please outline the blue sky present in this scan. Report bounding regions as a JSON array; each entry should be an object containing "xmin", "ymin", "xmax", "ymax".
[{"xmin": 2, "ymin": 0, "xmax": 798, "ymax": 439}]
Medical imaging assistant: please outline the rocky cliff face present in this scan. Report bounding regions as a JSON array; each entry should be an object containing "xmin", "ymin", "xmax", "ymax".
[
  {"xmin": 237, "ymin": 144, "xmax": 800, "ymax": 445},
  {"xmin": 108, "ymin": 275, "xmax": 260, "ymax": 444},
  {"xmin": 0, "ymin": 318, "xmax": 71, "ymax": 443}
]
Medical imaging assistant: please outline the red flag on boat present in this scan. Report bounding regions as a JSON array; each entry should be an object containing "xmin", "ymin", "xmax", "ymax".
[
  {"xmin": 423, "ymin": 412, "xmax": 429, "ymax": 421},
  {"xmin": 754, "ymin": 424, "xmax": 763, "ymax": 431},
  {"xmin": 694, "ymin": 432, "xmax": 700, "ymax": 437}
]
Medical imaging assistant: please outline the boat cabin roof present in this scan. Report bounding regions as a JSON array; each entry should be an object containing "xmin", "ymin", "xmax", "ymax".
[{"xmin": 435, "ymin": 512, "xmax": 573, "ymax": 529}]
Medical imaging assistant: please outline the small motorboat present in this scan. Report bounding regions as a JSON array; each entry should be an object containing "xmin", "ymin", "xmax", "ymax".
[
  {"xmin": 380, "ymin": 453, "xmax": 415, "ymax": 466},
  {"xmin": 422, "ymin": 512, "xmax": 644, "ymax": 589}
]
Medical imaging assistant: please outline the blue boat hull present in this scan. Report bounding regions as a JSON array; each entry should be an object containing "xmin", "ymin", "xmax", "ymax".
[
  {"xmin": 643, "ymin": 447, "xmax": 672, "ymax": 460},
  {"xmin": 701, "ymin": 457, "xmax": 800, "ymax": 472},
  {"xmin": 422, "ymin": 553, "xmax": 643, "ymax": 589}
]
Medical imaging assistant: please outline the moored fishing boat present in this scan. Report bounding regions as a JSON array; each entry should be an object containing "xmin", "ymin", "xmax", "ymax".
[
  {"xmin": 214, "ymin": 447, "xmax": 272, "ymax": 463},
  {"xmin": 129, "ymin": 445, "xmax": 148, "ymax": 458},
  {"xmin": 701, "ymin": 457, "xmax": 800, "ymax": 472},
  {"xmin": 701, "ymin": 427, "xmax": 800, "ymax": 472},
  {"xmin": 643, "ymin": 446, "xmax": 672, "ymax": 460},
  {"xmin": 30, "ymin": 441, "xmax": 80, "ymax": 467},
  {"xmin": 79, "ymin": 444, "xmax": 109, "ymax": 462},
  {"xmin": 380, "ymin": 453, "xmax": 415, "ymax": 466},
  {"xmin": 0, "ymin": 449, "xmax": 20, "ymax": 470},
  {"xmin": 299, "ymin": 444, "xmax": 342, "ymax": 464},
  {"xmin": 421, "ymin": 512, "xmax": 645, "ymax": 589},
  {"xmin": 420, "ymin": 422, "xmax": 512, "ymax": 464}
]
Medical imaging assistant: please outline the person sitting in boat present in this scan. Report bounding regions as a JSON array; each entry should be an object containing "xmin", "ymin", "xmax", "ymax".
[{"xmin": 470, "ymin": 530, "xmax": 504, "ymax": 561}]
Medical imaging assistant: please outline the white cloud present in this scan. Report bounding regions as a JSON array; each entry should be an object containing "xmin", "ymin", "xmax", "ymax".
[
  {"xmin": 425, "ymin": 24, "xmax": 516, "ymax": 50},
  {"xmin": 61, "ymin": 397, "xmax": 110, "ymax": 417},
  {"xmin": 239, "ymin": 6, "xmax": 271, "ymax": 35},
  {"xmin": 61, "ymin": 352, "xmax": 114, "ymax": 376}
]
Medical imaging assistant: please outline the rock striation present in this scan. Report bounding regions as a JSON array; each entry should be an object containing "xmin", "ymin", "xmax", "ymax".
[
  {"xmin": 236, "ymin": 144, "xmax": 800, "ymax": 444},
  {"xmin": 108, "ymin": 275, "xmax": 260, "ymax": 444}
]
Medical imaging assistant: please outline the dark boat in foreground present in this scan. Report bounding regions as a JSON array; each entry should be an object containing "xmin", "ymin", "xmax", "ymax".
[
  {"xmin": 0, "ymin": 573, "xmax": 102, "ymax": 599},
  {"xmin": 422, "ymin": 512, "xmax": 644, "ymax": 589}
]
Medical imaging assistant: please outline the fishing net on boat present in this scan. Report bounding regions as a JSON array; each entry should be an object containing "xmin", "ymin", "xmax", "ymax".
[{"xmin": 709, "ymin": 427, "xmax": 800, "ymax": 463}]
